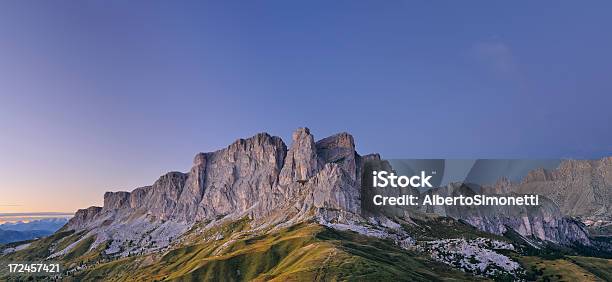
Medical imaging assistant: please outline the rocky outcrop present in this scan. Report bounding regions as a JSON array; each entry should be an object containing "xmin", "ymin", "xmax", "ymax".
[
  {"xmin": 308, "ymin": 163, "xmax": 360, "ymax": 214},
  {"xmin": 195, "ymin": 133, "xmax": 287, "ymax": 220},
  {"xmin": 425, "ymin": 238, "xmax": 521, "ymax": 277},
  {"xmin": 129, "ymin": 186, "xmax": 151, "ymax": 209},
  {"xmin": 316, "ymin": 132, "xmax": 358, "ymax": 181},
  {"xmin": 458, "ymin": 203, "xmax": 591, "ymax": 246},
  {"xmin": 103, "ymin": 191, "xmax": 131, "ymax": 211},
  {"xmin": 175, "ymin": 153, "xmax": 207, "ymax": 219},
  {"xmin": 412, "ymin": 183, "xmax": 592, "ymax": 245},
  {"xmin": 66, "ymin": 128, "xmax": 366, "ymax": 225},
  {"xmin": 279, "ymin": 127, "xmax": 319, "ymax": 185},
  {"xmin": 65, "ymin": 206, "xmax": 102, "ymax": 231},
  {"xmin": 60, "ymin": 128, "xmax": 604, "ymax": 258},
  {"xmin": 61, "ymin": 128, "xmax": 377, "ymax": 256},
  {"xmin": 485, "ymin": 158, "xmax": 612, "ymax": 222},
  {"xmin": 144, "ymin": 171, "xmax": 188, "ymax": 220}
]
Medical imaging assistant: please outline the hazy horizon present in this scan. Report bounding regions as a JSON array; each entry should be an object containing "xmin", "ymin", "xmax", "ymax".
[
  {"xmin": 2, "ymin": 1, "xmax": 611, "ymax": 213},
  {"xmin": 0, "ymin": 212, "xmax": 73, "ymax": 224}
]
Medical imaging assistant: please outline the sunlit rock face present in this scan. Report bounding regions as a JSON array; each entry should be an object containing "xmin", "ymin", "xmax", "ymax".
[
  {"xmin": 62, "ymin": 128, "xmax": 375, "ymax": 255},
  {"xmin": 279, "ymin": 127, "xmax": 319, "ymax": 185},
  {"xmin": 63, "ymin": 128, "xmax": 601, "ymax": 257},
  {"xmin": 513, "ymin": 158, "xmax": 612, "ymax": 221}
]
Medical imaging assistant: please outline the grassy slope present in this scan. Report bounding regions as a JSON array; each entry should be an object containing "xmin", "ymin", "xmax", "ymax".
[
  {"xmin": 74, "ymin": 222, "xmax": 482, "ymax": 281},
  {"xmin": 567, "ymin": 256, "xmax": 612, "ymax": 281},
  {"xmin": 2, "ymin": 216, "xmax": 610, "ymax": 281},
  {"xmin": 0, "ymin": 230, "xmax": 115, "ymax": 281},
  {"xmin": 0, "ymin": 230, "xmax": 75, "ymax": 261},
  {"xmin": 54, "ymin": 231, "xmax": 86, "ymax": 254},
  {"xmin": 402, "ymin": 217, "xmax": 506, "ymax": 241},
  {"xmin": 514, "ymin": 255, "xmax": 611, "ymax": 282}
]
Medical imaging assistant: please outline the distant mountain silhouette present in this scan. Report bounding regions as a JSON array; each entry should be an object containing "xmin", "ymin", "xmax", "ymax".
[
  {"xmin": 0, "ymin": 218, "xmax": 68, "ymax": 244},
  {"xmin": 0, "ymin": 228, "xmax": 52, "ymax": 244}
]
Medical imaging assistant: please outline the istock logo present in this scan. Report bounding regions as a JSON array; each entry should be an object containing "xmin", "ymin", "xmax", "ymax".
[{"xmin": 372, "ymin": 171, "xmax": 433, "ymax": 188}]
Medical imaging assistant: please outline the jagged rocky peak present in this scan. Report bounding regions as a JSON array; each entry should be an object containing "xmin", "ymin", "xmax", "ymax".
[
  {"xmin": 307, "ymin": 162, "xmax": 361, "ymax": 214},
  {"xmin": 66, "ymin": 206, "xmax": 102, "ymax": 231},
  {"xmin": 361, "ymin": 153, "xmax": 381, "ymax": 161},
  {"xmin": 275, "ymin": 129, "xmax": 365, "ymax": 216},
  {"xmin": 174, "ymin": 153, "xmax": 208, "ymax": 218},
  {"xmin": 558, "ymin": 159, "xmax": 598, "ymax": 176},
  {"xmin": 56, "ymin": 128, "xmax": 610, "ymax": 260},
  {"xmin": 481, "ymin": 176, "xmax": 513, "ymax": 194},
  {"xmin": 195, "ymin": 132, "xmax": 288, "ymax": 220},
  {"xmin": 522, "ymin": 168, "xmax": 552, "ymax": 183},
  {"xmin": 496, "ymin": 176, "xmax": 512, "ymax": 187},
  {"xmin": 193, "ymin": 152, "xmax": 207, "ymax": 166},
  {"xmin": 118, "ymin": 132, "xmax": 288, "ymax": 222},
  {"xmin": 103, "ymin": 191, "xmax": 131, "ymax": 211},
  {"xmin": 226, "ymin": 133, "xmax": 286, "ymax": 163},
  {"xmin": 506, "ymin": 157, "xmax": 612, "ymax": 221},
  {"xmin": 145, "ymin": 171, "xmax": 188, "ymax": 219},
  {"xmin": 130, "ymin": 186, "xmax": 151, "ymax": 210},
  {"xmin": 279, "ymin": 127, "xmax": 320, "ymax": 185},
  {"xmin": 64, "ymin": 128, "xmax": 368, "ymax": 229},
  {"xmin": 316, "ymin": 132, "xmax": 358, "ymax": 181},
  {"xmin": 522, "ymin": 157, "xmax": 612, "ymax": 184},
  {"xmin": 316, "ymin": 132, "xmax": 355, "ymax": 152}
]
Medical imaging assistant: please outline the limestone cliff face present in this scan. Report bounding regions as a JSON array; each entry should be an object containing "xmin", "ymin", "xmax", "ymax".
[
  {"xmin": 316, "ymin": 132, "xmax": 358, "ymax": 181},
  {"xmin": 490, "ymin": 158, "xmax": 612, "ymax": 221},
  {"xmin": 412, "ymin": 183, "xmax": 591, "ymax": 245},
  {"xmin": 65, "ymin": 128, "xmax": 370, "ymax": 235},
  {"xmin": 64, "ymin": 128, "xmax": 603, "ymax": 255},
  {"xmin": 65, "ymin": 206, "xmax": 102, "ymax": 231},
  {"xmin": 195, "ymin": 133, "xmax": 287, "ymax": 220},
  {"xmin": 103, "ymin": 192, "xmax": 131, "ymax": 212},
  {"xmin": 175, "ymin": 153, "xmax": 206, "ymax": 219},
  {"xmin": 279, "ymin": 127, "xmax": 319, "ymax": 186}
]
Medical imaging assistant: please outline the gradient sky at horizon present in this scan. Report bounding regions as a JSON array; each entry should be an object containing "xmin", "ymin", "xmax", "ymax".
[{"xmin": 1, "ymin": 1, "xmax": 611, "ymax": 213}]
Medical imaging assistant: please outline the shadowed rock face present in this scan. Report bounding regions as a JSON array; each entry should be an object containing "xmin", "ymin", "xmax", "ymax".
[
  {"xmin": 481, "ymin": 158, "xmax": 612, "ymax": 222},
  {"xmin": 67, "ymin": 206, "xmax": 102, "ymax": 231},
  {"xmin": 195, "ymin": 133, "xmax": 287, "ymax": 220},
  {"xmin": 66, "ymin": 128, "xmax": 372, "ymax": 231},
  {"xmin": 421, "ymin": 184, "xmax": 591, "ymax": 245},
  {"xmin": 316, "ymin": 132, "xmax": 357, "ymax": 181},
  {"xmin": 64, "ymin": 128, "xmax": 601, "ymax": 254},
  {"xmin": 103, "ymin": 191, "xmax": 131, "ymax": 212},
  {"xmin": 279, "ymin": 127, "xmax": 319, "ymax": 186}
]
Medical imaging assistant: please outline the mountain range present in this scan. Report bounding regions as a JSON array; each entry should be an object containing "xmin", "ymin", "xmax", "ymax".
[
  {"xmin": 0, "ymin": 218, "xmax": 68, "ymax": 244},
  {"xmin": 1, "ymin": 128, "xmax": 610, "ymax": 281},
  {"xmin": 0, "ymin": 229, "xmax": 52, "ymax": 244}
]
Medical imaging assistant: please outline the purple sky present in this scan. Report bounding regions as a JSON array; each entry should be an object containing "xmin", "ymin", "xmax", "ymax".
[{"xmin": 1, "ymin": 1, "xmax": 611, "ymax": 213}]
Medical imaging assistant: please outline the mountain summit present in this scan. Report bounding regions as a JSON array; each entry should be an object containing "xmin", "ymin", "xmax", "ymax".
[
  {"xmin": 2, "ymin": 128, "xmax": 610, "ymax": 281},
  {"xmin": 59, "ymin": 128, "xmax": 379, "ymax": 258}
]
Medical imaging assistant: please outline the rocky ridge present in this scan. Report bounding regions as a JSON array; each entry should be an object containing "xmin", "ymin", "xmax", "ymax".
[
  {"xmin": 478, "ymin": 158, "xmax": 612, "ymax": 238},
  {"xmin": 415, "ymin": 183, "xmax": 591, "ymax": 245},
  {"xmin": 57, "ymin": 128, "xmax": 604, "ymax": 270},
  {"xmin": 486, "ymin": 158, "xmax": 612, "ymax": 222},
  {"xmin": 61, "ymin": 128, "xmax": 385, "ymax": 257},
  {"xmin": 424, "ymin": 238, "xmax": 521, "ymax": 277}
]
